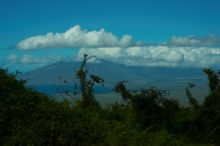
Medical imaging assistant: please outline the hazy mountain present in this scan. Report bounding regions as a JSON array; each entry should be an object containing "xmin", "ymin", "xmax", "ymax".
[{"xmin": 19, "ymin": 59, "xmax": 208, "ymax": 92}]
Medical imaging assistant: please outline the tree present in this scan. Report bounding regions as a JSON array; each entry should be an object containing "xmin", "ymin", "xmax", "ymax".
[
  {"xmin": 203, "ymin": 68, "xmax": 219, "ymax": 92},
  {"xmin": 76, "ymin": 54, "xmax": 104, "ymax": 106},
  {"xmin": 185, "ymin": 82, "xmax": 198, "ymax": 110},
  {"xmin": 114, "ymin": 81, "xmax": 179, "ymax": 128},
  {"xmin": 114, "ymin": 81, "xmax": 133, "ymax": 101}
]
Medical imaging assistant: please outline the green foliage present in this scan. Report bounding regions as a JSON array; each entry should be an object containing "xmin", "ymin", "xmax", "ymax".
[
  {"xmin": 76, "ymin": 54, "xmax": 104, "ymax": 107},
  {"xmin": 203, "ymin": 68, "xmax": 219, "ymax": 92},
  {"xmin": 1, "ymin": 63, "xmax": 220, "ymax": 145},
  {"xmin": 114, "ymin": 81, "xmax": 132, "ymax": 101},
  {"xmin": 114, "ymin": 83, "xmax": 179, "ymax": 130},
  {"xmin": 185, "ymin": 82, "xmax": 198, "ymax": 110}
]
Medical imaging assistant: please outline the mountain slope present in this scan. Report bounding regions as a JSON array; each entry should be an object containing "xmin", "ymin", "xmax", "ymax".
[{"xmin": 19, "ymin": 60, "xmax": 207, "ymax": 89}]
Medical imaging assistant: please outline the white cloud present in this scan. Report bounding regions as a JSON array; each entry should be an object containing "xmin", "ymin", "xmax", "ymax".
[
  {"xmin": 170, "ymin": 36, "xmax": 201, "ymax": 46},
  {"xmin": 6, "ymin": 54, "xmax": 63, "ymax": 65},
  {"xmin": 21, "ymin": 54, "xmax": 33, "ymax": 64},
  {"xmin": 6, "ymin": 54, "xmax": 17, "ymax": 63},
  {"xmin": 17, "ymin": 25, "xmax": 133, "ymax": 50},
  {"xmin": 77, "ymin": 46, "xmax": 220, "ymax": 68},
  {"xmin": 169, "ymin": 35, "xmax": 220, "ymax": 46},
  {"xmin": 16, "ymin": 25, "xmax": 220, "ymax": 68}
]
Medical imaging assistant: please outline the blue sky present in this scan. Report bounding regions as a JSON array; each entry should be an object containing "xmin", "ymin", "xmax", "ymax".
[{"xmin": 1, "ymin": 0, "xmax": 220, "ymax": 71}]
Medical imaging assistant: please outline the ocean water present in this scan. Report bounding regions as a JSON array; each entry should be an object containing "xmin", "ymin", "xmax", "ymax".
[
  {"xmin": 28, "ymin": 83, "xmax": 209, "ymax": 106},
  {"xmin": 29, "ymin": 84, "xmax": 113, "ymax": 96}
]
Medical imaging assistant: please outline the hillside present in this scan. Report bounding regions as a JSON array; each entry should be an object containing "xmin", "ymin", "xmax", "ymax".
[{"xmin": 18, "ymin": 60, "xmax": 209, "ymax": 103}]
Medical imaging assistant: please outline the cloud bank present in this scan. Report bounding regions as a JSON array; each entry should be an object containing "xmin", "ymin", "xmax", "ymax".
[
  {"xmin": 16, "ymin": 25, "xmax": 220, "ymax": 68},
  {"xmin": 17, "ymin": 25, "xmax": 133, "ymax": 50},
  {"xmin": 77, "ymin": 46, "xmax": 220, "ymax": 68},
  {"xmin": 6, "ymin": 54, "xmax": 63, "ymax": 64},
  {"xmin": 169, "ymin": 35, "xmax": 220, "ymax": 46}
]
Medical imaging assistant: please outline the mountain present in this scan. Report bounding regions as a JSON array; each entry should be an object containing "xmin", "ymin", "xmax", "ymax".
[
  {"xmin": 18, "ymin": 60, "xmax": 209, "ymax": 103},
  {"xmin": 19, "ymin": 59, "xmax": 207, "ymax": 87}
]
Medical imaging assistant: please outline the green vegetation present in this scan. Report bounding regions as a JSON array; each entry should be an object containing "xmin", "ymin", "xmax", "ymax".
[{"xmin": 1, "ymin": 56, "xmax": 220, "ymax": 145}]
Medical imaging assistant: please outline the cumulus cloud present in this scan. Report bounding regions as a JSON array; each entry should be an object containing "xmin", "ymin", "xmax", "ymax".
[
  {"xmin": 17, "ymin": 25, "xmax": 133, "ymax": 50},
  {"xmin": 77, "ymin": 46, "xmax": 220, "ymax": 68},
  {"xmin": 6, "ymin": 54, "xmax": 17, "ymax": 63},
  {"xmin": 21, "ymin": 54, "xmax": 33, "ymax": 64},
  {"xmin": 169, "ymin": 35, "xmax": 220, "ymax": 46},
  {"xmin": 6, "ymin": 54, "xmax": 63, "ymax": 65},
  {"xmin": 16, "ymin": 25, "xmax": 220, "ymax": 68},
  {"xmin": 169, "ymin": 36, "xmax": 201, "ymax": 46}
]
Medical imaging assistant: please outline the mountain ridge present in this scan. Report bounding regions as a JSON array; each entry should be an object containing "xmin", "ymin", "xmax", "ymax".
[{"xmin": 19, "ymin": 60, "xmax": 207, "ymax": 88}]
